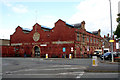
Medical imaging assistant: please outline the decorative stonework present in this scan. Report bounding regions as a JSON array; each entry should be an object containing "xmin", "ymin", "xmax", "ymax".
[{"xmin": 33, "ymin": 32, "xmax": 40, "ymax": 42}]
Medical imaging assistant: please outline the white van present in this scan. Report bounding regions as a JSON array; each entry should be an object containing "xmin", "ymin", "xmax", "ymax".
[{"xmin": 93, "ymin": 49, "xmax": 102, "ymax": 56}]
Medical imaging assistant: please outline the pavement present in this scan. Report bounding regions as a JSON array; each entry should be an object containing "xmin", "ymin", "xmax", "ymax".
[{"xmin": 85, "ymin": 60, "xmax": 120, "ymax": 73}]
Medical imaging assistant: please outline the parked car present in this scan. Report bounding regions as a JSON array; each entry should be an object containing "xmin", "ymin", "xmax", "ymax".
[
  {"xmin": 100, "ymin": 52, "xmax": 111, "ymax": 60},
  {"xmin": 114, "ymin": 52, "xmax": 120, "ymax": 62},
  {"xmin": 93, "ymin": 49, "xmax": 102, "ymax": 57},
  {"xmin": 100, "ymin": 52, "xmax": 119, "ymax": 60}
]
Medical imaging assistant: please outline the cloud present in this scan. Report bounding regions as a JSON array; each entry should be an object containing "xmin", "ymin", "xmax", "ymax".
[
  {"xmin": 1, "ymin": 0, "xmax": 12, "ymax": 7},
  {"xmin": 12, "ymin": 5, "xmax": 28, "ymax": 13},
  {"xmin": 1, "ymin": 0, "xmax": 28, "ymax": 13},
  {"xmin": 67, "ymin": 0, "xmax": 119, "ymax": 37},
  {"xmin": 38, "ymin": 15, "xmax": 58, "ymax": 28}
]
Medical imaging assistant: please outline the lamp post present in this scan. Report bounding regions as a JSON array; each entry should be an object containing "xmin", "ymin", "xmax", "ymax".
[{"xmin": 109, "ymin": 0, "xmax": 114, "ymax": 62}]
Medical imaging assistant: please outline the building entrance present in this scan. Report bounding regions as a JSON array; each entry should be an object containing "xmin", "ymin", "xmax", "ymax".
[{"xmin": 34, "ymin": 46, "xmax": 40, "ymax": 57}]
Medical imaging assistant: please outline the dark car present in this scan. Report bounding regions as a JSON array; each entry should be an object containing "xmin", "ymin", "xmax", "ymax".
[
  {"xmin": 100, "ymin": 52, "xmax": 112, "ymax": 60},
  {"xmin": 100, "ymin": 52, "xmax": 119, "ymax": 60},
  {"xmin": 114, "ymin": 52, "xmax": 120, "ymax": 62}
]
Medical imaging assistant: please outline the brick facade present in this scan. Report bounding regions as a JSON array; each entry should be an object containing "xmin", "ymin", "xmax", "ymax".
[{"xmin": 10, "ymin": 19, "xmax": 103, "ymax": 58}]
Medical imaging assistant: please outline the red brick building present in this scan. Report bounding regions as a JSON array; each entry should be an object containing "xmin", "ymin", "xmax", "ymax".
[
  {"xmin": 10, "ymin": 19, "xmax": 103, "ymax": 58},
  {"xmin": 104, "ymin": 34, "xmax": 120, "ymax": 52},
  {"xmin": 0, "ymin": 39, "xmax": 15, "ymax": 57}
]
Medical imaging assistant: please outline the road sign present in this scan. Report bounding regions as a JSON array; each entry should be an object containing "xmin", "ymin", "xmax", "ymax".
[
  {"xmin": 69, "ymin": 54, "xmax": 72, "ymax": 59},
  {"xmin": 109, "ymin": 40, "xmax": 114, "ymax": 42},
  {"xmin": 116, "ymin": 43, "xmax": 119, "ymax": 49},
  {"xmin": 63, "ymin": 47, "xmax": 66, "ymax": 52},
  {"xmin": 92, "ymin": 56, "xmax": 98, "ymax": 66},
  {"xmin": 87, "ymin": 46, "xmax": 89, "ymax": 51},
  {"xmin": 46, "ymin": 54, "xmax": 48, "ymax": 59},
  {"xmin": 71, "ymin": 47, "xmax": 73, "ymax": 52}
]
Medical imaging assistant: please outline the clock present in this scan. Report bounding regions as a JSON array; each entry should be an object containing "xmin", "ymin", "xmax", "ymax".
[{"xmin": 33, "ymin": 32, "xmax": 40, "ymax": 42}]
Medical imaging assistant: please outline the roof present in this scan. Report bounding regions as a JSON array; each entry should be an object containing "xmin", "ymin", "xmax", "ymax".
[
  {"xmin": 66, "ymin": 23, "xmax": 81, "ymax": 29},
  {"xmin": 21, "ymin": 27, "xmax": 32, "ymax": 33},
  {"xmin": 22, "ymin": 28, "xmax": 32, "ymax": 31},
  {"xmin": 21, "ymin": 25, "xmax": 52, "ymax": 33},
  {"xmin": 41, "ymin": 25, "xmax": 52, "ymax": 31},
  {"xmin": 66, "ymin": 23, "xmax": 74, "ymax": 28},
  {"xmin": 86, "ymin": 31, "xmax": 92, "ymax": 34},
  {"xmin": 92, "ymin": 31, "xmax": 98, "ymax": 35}
]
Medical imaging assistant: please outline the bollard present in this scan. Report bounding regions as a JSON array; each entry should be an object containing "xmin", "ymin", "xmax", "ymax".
[
  {"xmin": 69, "ymin": 54, "xmax": 72, "ymax": 59},
  {"xmin": 92, "ymin": 56, "xmax": 98, "ymax": 66},
  {"xmin": 46, "ymin": 54, "xmax": 48, "ymax": 59}
]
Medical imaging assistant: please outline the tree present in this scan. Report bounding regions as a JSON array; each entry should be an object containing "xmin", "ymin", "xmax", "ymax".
[{"xmin": 114, "ymin": 13, "xmax": 120, "ymax": 38}]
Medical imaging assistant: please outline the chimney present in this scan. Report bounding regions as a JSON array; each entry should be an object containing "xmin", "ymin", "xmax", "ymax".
[
  {"xmin": 98, "ymin": 29, "xmax": 101, "ymax": 36},
  {"xmin": 104, "ymin": 35, "xmax": 106, "ymax": 38},
  {"xmin": 81, "ymin": 21, "xmax": 85, "ymax": 29},
  {"xmin": 107, "ymin": 33, "xmax": 109, "ymax": 37}
]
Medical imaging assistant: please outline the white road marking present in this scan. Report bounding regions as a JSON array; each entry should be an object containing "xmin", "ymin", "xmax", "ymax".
[
  {"xmin": 85, "ymin": 73, "xmax": 119, "ymax": 75},
  {"xmin": 52, "ymin": 65, "xmax": 71, "ymax": 67},
  {"xmin": 5, "ymin": 67, "xmax": 80, "ymax": 74},
  {"xmin": 6, "ymin": 71, "xmax": 85, "ymax": 76},
  {"xmin": 76, "ymin": 72, "xmax": 84, "ymax": 78}
]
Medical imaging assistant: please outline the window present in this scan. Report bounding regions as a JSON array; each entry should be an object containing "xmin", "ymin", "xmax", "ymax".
[
  {"xmin": 90, "ymin": 38, "xmax": 92, "ymax": 43},
  {"xmin": 87, "ymin": 37, "xmax": 89, "ymax": 42},
  {"xmin": 83, "ymin": 34, "xmax": 85, "ymax": 42},
  {"xmin": 94, "ymin": 39, "xmax": 95, "ymax": 43},
  {"xmin": 96, "ymin": 40, "xmax": 98, "ymax": 43},
  {"xmin": 77, "ymin": 33, "xmax": 80, "ymax": 41}
]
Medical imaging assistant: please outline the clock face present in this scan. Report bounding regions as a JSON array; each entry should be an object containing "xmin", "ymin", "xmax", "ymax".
[{"xmin": 33, "ymin": 32, "xmax": 40, "ymax": 42}]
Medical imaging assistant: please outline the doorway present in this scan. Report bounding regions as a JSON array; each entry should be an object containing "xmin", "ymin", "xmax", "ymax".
[{"xmin": 34, "ymin": 46, "xmax": 40, "ymax": 57}]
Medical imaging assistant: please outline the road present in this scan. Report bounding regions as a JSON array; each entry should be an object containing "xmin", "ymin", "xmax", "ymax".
[{"xmin": 1, "ymin": 58, "xmax": 120, "ymax": 79}]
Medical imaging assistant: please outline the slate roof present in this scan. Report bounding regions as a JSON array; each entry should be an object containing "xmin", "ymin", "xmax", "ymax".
[
  {"xmin": 21, "ymin": 25, "xmax": 52, "ymax": 33},
  {"xmin": 92, "ymin": 31, "xmax": 99, "ymax": 35},
  {"xmin": 41, "ymin": 25, "xmax": 52, "ymax": 31},
  {"xmin": 66, "ymin": 23, "xmax": 81, "ymax": 29}
]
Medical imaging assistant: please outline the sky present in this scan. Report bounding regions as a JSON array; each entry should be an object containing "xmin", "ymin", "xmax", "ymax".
[{"xmin": 0, "ymin": 0, "xmax": 120, "ymax": 39}]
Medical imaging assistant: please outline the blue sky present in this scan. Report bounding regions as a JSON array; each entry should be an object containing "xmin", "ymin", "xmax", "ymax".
[{"xmin": 0, "ymin": 0, "xmax": 119, "ymax": 39}]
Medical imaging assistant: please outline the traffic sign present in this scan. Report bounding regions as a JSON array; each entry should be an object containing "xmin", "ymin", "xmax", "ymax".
[
  {"xmin": 71, "ymin": 47, "xmax": 73, "ymax": 52},
  {"xmin": 109, "ymin": 40, "xmax": 114, "ymax": 42},
  {"xmin": 63, "ymin": 47, "xmax": 66, "ymax": 52}
]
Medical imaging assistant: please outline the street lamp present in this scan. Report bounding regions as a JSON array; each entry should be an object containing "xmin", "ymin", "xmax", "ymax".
[{"xmin": 109, "ymin": 0, "xmax": 114, "ymax": 62}]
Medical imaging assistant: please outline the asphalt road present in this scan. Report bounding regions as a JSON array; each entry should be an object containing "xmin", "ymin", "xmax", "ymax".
[{"xmin": 1, "ymin": 58, "xmax": 120, "ymax": 79}]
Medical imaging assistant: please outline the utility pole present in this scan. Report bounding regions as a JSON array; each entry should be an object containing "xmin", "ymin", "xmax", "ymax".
[{"xmin": 109, "ymin": 0, "xmax": 114, "ymax": 62}]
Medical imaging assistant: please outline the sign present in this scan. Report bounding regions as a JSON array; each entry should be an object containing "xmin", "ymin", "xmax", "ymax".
[
  {"xmin": 63, "ymin": 47, "xmax": 66, "ymax": 52},
  {"xmin": 116, "ymin": 43, "xmax": 119, "ymax": 49},
  {"xmin": 46, "ymin": 54, "xmax": 48, "ymax": 59},
  {"xmin": 92, "ymin": 56, "xmax": 98, "ymax": 66},
  {"xmin": 69, "ymin": 54, "xmax": 72, "ymax": 59},
  {"xmin": 40, "ymin": 44, "xmax": 47, "ymax": 46},
  {"xmin": 11, "ymin": 43, "xmax": 22, "ymax": 46},
  {"xmin": 87, "ymin": 46, "xmax": 89, "ymax": 51},
  {"xmin": 71, "ymin": 47, "xmax": 74, "ymax": 52},
  {"xmin": 109, "ymin": 40, "xmax": 114, "ymax": 43},
  {"xmin": 52, "ymin": 41, "xmax": 74, "ymax": 44}
]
